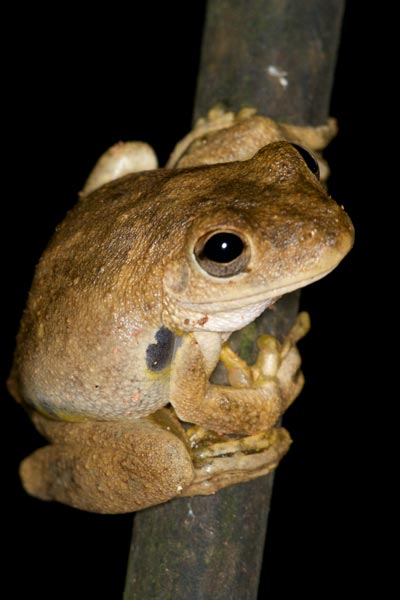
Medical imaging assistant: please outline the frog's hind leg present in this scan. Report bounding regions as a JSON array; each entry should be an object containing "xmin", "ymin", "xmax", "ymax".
[{"xmin": 20, "ymin": 409, "xmax": 194, "ymax": 514}]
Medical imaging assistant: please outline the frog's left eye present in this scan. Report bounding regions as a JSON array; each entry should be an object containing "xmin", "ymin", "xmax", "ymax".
[
  {"xmin": 194, "ymin": 231, "xmax": 250, "ymax": 278},
  {"xmin": 291, "ymin": 143, "xmax": 320, "ymax": 179}
]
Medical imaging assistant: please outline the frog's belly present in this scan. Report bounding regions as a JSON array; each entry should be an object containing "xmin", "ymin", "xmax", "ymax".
[
  {"xmin": 17, "ymin": 330, "xmax": 171, "ymax": 421},
  {"xmin": 21, "ymin": 365, "xmax": 170, "ymax": 421}
]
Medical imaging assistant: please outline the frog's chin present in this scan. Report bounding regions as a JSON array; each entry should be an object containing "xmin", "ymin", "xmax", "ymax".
[
  {"xmin": 181, "ymin": 265, "xmax": 337, "ymax": 333},
  {"xmin": 178, "ymin": 296, "xmax": 280, "ymax": 333},
  {"xmin": 201, "ymin": 297, "xmax": 279, "ymax": 333}
]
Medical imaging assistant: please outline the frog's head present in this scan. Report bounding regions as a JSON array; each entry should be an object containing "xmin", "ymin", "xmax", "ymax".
[{"xmin": 162, "ymin": 141, "xmax": 354, "ymax": 333}]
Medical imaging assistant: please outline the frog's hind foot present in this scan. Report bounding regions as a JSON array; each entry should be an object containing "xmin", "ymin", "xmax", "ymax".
[{"xmin": 182, "ymin": 427, "xmax": 291, "ymax": 496}]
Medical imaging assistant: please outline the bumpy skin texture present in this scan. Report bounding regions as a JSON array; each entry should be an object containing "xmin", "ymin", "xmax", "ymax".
[{"xmin": 9, "ymin": 110, "xmax": 354, "ymax": 513}]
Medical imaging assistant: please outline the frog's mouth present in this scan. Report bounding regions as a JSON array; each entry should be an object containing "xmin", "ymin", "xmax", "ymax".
[
  {"xmin": 181, "ymin": 265, "xmax": 336, "ymax": 333},
  {"xmin": 190, "ymin": 264, "xmax": 337, "ymax": 312}
]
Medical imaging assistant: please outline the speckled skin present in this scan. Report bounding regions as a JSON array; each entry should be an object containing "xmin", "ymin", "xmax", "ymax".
[{"xmin": 9, "ymin": 111, "xmax": 354, "ymax": 513}]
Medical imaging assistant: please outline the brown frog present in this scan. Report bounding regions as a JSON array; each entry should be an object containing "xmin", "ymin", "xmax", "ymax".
[{"xmin": 8, "ymin": 109, "xmax": 354, "ymax": 513}]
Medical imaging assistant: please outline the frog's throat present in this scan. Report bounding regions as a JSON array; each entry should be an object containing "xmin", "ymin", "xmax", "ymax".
[{"xmin": 195, "ymin": 297, "xmax": 279, "ymax": 333}]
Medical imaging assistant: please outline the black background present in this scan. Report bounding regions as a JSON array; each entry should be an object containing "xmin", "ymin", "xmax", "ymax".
[{"xmin": 2, "ymin": 2, "xmax": 385, "ymax": 598}]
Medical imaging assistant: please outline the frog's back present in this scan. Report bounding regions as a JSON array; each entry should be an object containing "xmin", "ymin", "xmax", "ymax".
[{"xmin": 10, "ymin": 170, "xmax": 178, "ymax": 421}]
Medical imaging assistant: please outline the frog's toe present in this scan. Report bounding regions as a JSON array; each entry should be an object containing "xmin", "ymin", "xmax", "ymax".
[{"xmin": 183, "ymin": 427, "xmax": 291, "ymax": 496}]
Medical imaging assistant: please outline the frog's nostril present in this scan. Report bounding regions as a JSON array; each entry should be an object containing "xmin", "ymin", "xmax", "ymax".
[{"xmin": 299, "ymin": 228, "xmax": 318, "ymax": 244}]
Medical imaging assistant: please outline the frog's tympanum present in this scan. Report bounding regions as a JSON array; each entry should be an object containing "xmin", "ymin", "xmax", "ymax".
[{"xmin": 8, "ymin": 109, "xmax": 354, "ymax": 513}]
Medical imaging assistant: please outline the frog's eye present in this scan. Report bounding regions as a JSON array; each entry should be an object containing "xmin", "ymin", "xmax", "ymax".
[
  {"xmin": 194, "ymin": 231, "xmax": 250, "ymax": 278},
  {"xmin": 291, "ymin": 143, "xmax": 320, "ymax": 179}
]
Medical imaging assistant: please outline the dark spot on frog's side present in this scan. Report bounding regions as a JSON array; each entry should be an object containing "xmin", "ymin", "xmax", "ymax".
[{"xmin": 146, "ymin": 326, "xmax": 175, "ymax": 372}]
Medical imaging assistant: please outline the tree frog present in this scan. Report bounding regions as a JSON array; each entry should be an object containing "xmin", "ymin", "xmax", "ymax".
[{"xmin": 8, "ymin": 108, "xmax": 354, "ymax": 513}]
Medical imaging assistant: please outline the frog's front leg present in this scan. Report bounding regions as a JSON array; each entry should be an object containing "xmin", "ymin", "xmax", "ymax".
[
  {"xmin": 20, "ymin": 409, "xmax": 194, "ymax": 514},
  {"xmin": 170, "ymin": 313, "xmax": 310, "ymax": 436}
]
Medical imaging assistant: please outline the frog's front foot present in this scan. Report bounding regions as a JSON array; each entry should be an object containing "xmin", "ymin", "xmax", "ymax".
[
  {"xmin": 222, "ymin": 311, "xmax": 310, "ymax": 413},
  {"xmin": 181, "ymin": 313, "xmax": 310, "ymax": 494},
  {"xmin": 182, "ymin": 426, "xmax": 291, "ymax": 496}
]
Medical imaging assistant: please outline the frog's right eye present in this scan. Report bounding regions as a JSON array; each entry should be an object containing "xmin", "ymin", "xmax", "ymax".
[
  {"xmin": 194, "ymin": 231, "xmax": 250, "ymax": 278},
  {"xmin": 290, "ymin": 143, "xmax": 320, "ymax": 179}
]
